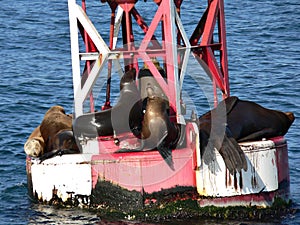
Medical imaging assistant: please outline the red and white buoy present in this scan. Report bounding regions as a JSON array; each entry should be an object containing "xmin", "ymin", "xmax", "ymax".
[{"xmin": 26, "ymin": 0, "xmax": 290, "ymax": 216}]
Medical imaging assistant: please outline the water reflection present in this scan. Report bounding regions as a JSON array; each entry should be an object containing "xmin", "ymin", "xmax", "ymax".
[{"xmin": 28, "ymin": 203, "xmax": 292, "ymax": 225}]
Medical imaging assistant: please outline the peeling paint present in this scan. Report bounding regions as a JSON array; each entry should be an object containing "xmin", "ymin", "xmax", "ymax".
[{"xmin": 26, "ymin": 137, "xmax": 291, "ymax": 220}]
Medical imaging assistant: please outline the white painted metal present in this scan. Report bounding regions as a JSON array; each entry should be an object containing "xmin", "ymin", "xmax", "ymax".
[
  {"xmin": 113, "ymin": 7, "xmax": 123, "ymax": 49},
  {"xmin": 75, "ymin": 54, "xmax": 108, "ymax": 110},
  {"xmin": 167, "ymin": 0, "xmax": 182, "ymax": 124},
  {"xmin": 175, "ymin": 9, "xmax": 191, "ymax": 92},
  {"xmin": 81, "ymin": 139, "xmax": 101, "ymax": 154},
  {"xmin": 80, "ymin": 52, "xmax": 100, "ymax": 61},
  {"xmin": 68, "ymin": 0, "xmax": 82, "ymax": 116},
  {"xmin": 68, "ymin": 0, "xmax": 111, "ymax": 117},
  {"xmin": 31, "ymin": 154, "xmax": 92, "ymax": 203},
  {"xmin": 74, "ymin": 4, "xmax": 110, "ymax": 55},
  {"xmin": 196, "ymin": 139, "xmax": 278, "ymax": 197}
]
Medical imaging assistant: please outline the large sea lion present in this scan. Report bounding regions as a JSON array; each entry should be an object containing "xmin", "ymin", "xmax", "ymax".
[
  {"xmin": 40, "ymin": 105, "xmax": 73, "ymax": 151},
  {"xmin": 198, "ymin": 96, "xmax": 295, "ymax": 174},
  {"xmin": 141, "ymin": 87, "xmax": 180, "ymax": 169},
  {"xmin": 224, "ymin": 96, "xmax": 294, "ymax": 142},
  {"xmin": 117, "ymin": 86, "xmax": 181, "ymax": 170},
  {"xmin": 24, "ymin": 106, "xmax": 79, "ymax": 158},
  {"xmin": 73, "ymin": 69, "xmax": 143, "ymax": 141}
]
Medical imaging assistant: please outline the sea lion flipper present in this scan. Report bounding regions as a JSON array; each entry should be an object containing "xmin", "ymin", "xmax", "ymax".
[
  {"xmin": 218, "ymin": 143, "xmax": 235, "ymax": 174},
  {"xmin": 219, "ymin": 129, "xmax": 247, "ymax": 174},
  {"xmin": 39, "ymin": 149, "xmax": 62, "ymax": 162},
  {"xmin": 157, "ymin": 145, "xmax": 174, "ymax": 171},
  {"xmin": 226, "ymin": 135, "xmax": 247, "ymax": 171}
]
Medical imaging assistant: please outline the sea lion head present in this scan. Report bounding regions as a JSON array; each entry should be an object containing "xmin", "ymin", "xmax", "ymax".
[
  {"xmin": 48, "ymin": 129, "xmax": 79, "ymax": 152},
  {"xmin": 120, "ymin": 68, "xmax": 136, "ymax": 91},
  {"xmin": 141, "ymin": 86, "xmax": 169, "ymax": 147},
  {"xmin": 285, "ymin": 112, "xmax": 295, "ymax": 125}
]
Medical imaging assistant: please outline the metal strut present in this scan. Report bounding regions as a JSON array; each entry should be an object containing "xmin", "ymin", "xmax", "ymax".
[{"xmin": 68, "ymin": 0, "xmax": 229, "ymax": 117}]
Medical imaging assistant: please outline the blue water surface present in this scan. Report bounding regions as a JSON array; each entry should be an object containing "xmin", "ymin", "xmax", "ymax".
[{"xmin": 0, "ymin": 0, "xmax": 299, "ymax": 224}]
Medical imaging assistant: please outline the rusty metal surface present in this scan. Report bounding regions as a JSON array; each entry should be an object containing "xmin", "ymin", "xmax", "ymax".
[
  {"xmin": 27, "ymin": 137, "xmax": 290, "ymax": 209},
  {"xmin": 29, "ymin": 154, "xmax": 92, "ymax": 206},
  {"xmin": 197, "ymin": 139, "xmax": 279, "ymax": 198}
]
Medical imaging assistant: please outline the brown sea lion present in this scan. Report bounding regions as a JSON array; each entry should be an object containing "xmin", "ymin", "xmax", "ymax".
[
  {"xmin": 116, "ymin": 86, "xmax": 181, "ymax": 170},
  {"xmin": 141, "ymin": 87, "xmax": 181, "ymax": 169},
  {"xmin": 198, "ymin": 96, "xmax": 295, "ymax": 174},
  {"xmin": 138, "ymin": 58, "xmax": 167, "ymax": 101},
  {"xmin": 40, "ymin": 105, "xmax": 72, "ymax": 147},
  {"xmin": 141, "ymin": 87, "xmax": 178, "ymax": 149},
  {"xmin": 40, "ymin": 105, "xmax": 73, "ymax": 151},
  {"xmin": 24, "ymin": 106, "xmax": 78, "ymax": 158}
]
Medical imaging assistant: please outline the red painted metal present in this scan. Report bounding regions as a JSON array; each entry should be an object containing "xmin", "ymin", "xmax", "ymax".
[
  {"xmin": 91, "ymin": 122, "xmax": 198, "ymax": 193},
  {"xmin": 189, "ymin": 0, "xmax": 229, "ymax": 105},
  {"xmin": 272, "ymin": 136, "xmax": 290, "ymax": 198},
  {"xmin": 77, "ymin": 0, "xmax": 230, "ymax": 116},
  {"xmin": 81, "ymin": 0, "xmax": 96, "ymax": 112},
  {"xmin": 198, "ymin": 190, "xmax": 285, "ymax": 207},
  {"xmin": 24, "ymin": 0, "xmax": 292, "ymax": 213}
]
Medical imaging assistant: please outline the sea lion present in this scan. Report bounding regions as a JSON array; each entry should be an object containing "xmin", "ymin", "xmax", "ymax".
[
  {"xmin": 141, "ymin": 87, "xmax": 178, "ymax": 148},
  {"xmin": 117, "ymin": 86, "xmax": 181, "ymax": 170},
  {"xmin": 224, "ymin": 96, "xmax": 294, "ymax": 142},
  {"xmin": 73, "ymin": 69, "xmax": 143, "ymax": 141},
  {"xmin": 47, "ymin": 129, "xmax": 79, "ymax": 153},
  {"xmin": 39, "ymin": 129, "xmax": 80, "ymax": 161},
  {"xmin": 141, "ymin": 86, "xmax": 180, "ymax": 169},
  {"xmin": 198, "ymin": 96, "xmax": 295, "ymax": 174},
  {"xmin": 24, "ymin": 125, "xmax": 45, "ymax": 157},
  {"xmin": 40, "ymin": 105, "xmax": 73, "ymax": 151},
  {"xmin": 24, "ymin": 106, "xmax": 79, "ymax": 158},
  {"xmin": 138, "ymin": 58, "xmax": 167, "ymax": 101}
]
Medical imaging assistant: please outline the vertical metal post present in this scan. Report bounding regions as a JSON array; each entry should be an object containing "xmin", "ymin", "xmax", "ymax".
[
  {"xmin": 189, "ymin": 0, "xmax": 230, "ymax": 104},
  {"xmin": 218, "ymin": 0, "xmax": 229, "ymax": 97},
  {"xmin": 82, "ymin": 0, "xmax": 95, "ymax": 112},
  {"xmin": 68, "ymin": 0, "xmax": 83, "ymax": 117}
]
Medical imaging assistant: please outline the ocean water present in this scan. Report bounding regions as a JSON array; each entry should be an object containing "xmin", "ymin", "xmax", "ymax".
[{"xmin": 0, "ymin": 0, "xmax": 299, "ymax": 224}]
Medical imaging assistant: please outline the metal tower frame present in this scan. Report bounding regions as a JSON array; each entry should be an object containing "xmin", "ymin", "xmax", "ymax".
[{"xmin": 68, "ymin": 0, "xmax": 229, "ymax": 120}]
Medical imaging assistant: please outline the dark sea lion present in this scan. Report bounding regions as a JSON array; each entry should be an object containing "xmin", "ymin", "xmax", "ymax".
[
  {"xmin": 198, "ymin": 97, "xmax": 247, "ymax": 174},
  {"xmin": 73, "ymin": 69, "xmax": 143, "ymax": 140},
  {"xmin": 225, "ymin": 96, "xmax": 295, "ymax": 142},
  {"xmin": 39, "ymin": 129, "xmax": 80, "ymax": 162},
  {"xmin": 198, "ymin": 96, "xmax": 295, "ymax": 174},
  {"xmin": 47, "ymin": 129, "xmax": 79, "ymax": 153}
]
